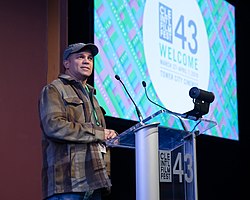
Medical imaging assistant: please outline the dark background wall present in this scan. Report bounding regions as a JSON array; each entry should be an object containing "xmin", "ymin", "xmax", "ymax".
[
  {"xmin": 0, "ymin": 0, "xmax": 47, "ymax": 199},
  {"xmin": 0, "ymin": 0, "xmax": 247, "ymax": 199}
]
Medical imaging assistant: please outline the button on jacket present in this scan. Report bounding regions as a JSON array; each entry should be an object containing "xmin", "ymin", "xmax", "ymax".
[{"xmin": 39, "ymin": 74, "xmax": 111, "ymax": 199}]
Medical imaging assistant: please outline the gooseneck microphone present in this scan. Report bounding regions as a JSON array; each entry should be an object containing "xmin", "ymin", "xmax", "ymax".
[
  {"xmin": 115, "ymin": 75, "xmax": 143, "ymax": 122},
  {"xmin": 142, "ymin": 81, "xmax": 168, "ymax": 111},
  {"xmin": 142, "ymin": 81, "xmax": 187, "ymax": 131}
]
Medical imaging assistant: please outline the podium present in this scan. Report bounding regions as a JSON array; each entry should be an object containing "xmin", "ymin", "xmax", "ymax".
[{"xmin": 106, "ymin": 109, "xmax": 217, "ymax": 200}]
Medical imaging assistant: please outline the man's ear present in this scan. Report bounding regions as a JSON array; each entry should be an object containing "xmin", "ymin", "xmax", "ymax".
[{"xmin": 63, "ymin": 60, "xmax": 69, "ymax": 69}]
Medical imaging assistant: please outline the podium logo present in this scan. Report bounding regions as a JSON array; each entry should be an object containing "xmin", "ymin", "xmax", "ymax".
[{"xmin": 159, "ymin": 150, "xmax": 172, "ymax": 182}]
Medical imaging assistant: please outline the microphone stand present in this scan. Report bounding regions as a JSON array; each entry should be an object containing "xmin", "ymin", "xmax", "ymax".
[
  {"xmin": 115, "ymin": 75, "xmax": 144, "ymax": 122},
  {"xmin": 142, "ymin": 81, "xmax": 187, "ymax": 131}
]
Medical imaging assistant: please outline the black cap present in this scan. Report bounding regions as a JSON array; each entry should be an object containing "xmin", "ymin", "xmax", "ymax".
[{"xmin": 63, "ymin": 43, "xmax": 99, "ymax": 60}]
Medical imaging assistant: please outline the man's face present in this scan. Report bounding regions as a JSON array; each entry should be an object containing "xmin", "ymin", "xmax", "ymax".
[{"xmin": 64, "ymin": 50, "xmax": 94, "ymax": 81}]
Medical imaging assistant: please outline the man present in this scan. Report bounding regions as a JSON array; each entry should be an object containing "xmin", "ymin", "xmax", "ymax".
[{"xmin": 39, "ymin": 43, "xmax": 117, "ymax": 200}]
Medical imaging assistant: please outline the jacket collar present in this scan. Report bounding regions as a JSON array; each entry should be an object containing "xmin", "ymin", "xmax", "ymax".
[{"xmin": 58, "ymin": 74, "xmax": 96, "ymax": 94}]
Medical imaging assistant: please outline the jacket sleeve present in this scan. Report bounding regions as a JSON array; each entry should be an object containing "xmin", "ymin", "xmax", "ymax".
[{"xmin": 38, "ymin": 84, "xmax": 105, "ymax": 143}]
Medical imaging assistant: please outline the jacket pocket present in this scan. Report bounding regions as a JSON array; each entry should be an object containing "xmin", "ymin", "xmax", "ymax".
[
  {"xmin": 64, "ymin": 97, "xmax": 83, "ymax": 105},
  {"xmin": 63, "ymin": 97, "xmax": 85, "ymax": 122}
]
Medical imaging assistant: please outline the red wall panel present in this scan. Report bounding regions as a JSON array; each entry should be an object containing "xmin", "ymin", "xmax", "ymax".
[{"xmin": 0, "ymin": 0, "xmax": 47, "ymax": 199}]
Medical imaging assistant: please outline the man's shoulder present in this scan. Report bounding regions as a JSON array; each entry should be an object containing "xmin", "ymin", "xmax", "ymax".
[
  {"xmin": 50, "ymin": 78, "xmax": 63, "ymax": 87},
  {"xmin": 50, "ymin": 74, "xmax": 72, "ymax": 88},
  {"xmin": 50, "ymin": 76, "xmax": 79, "ymax": 99}
]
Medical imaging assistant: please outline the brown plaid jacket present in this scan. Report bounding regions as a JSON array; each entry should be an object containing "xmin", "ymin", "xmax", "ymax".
[{"xmin": 39, "ymin": 74, "xmax": 111, "ymax": 199}]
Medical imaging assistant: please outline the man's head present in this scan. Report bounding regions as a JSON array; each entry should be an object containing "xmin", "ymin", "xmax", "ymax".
[
  {"xmin": 63, "ymin": 43, "xmax": 99, "ymax": 83},
  {"xmin": 63, "ymin": 43, "xmax": 99, "ymax": 61}
]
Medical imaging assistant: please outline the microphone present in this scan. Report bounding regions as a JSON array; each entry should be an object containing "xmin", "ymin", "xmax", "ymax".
[
  {"xmin": 142, "ymin": 81, "xmax": 168, "ymax": 111},
  {"xmin": 142, "ymin": 81, "xmax": 187, "ymax": 131},
  {"xmin": 115, "ymin": 75, "xmax": 143, "ymax": 122}
]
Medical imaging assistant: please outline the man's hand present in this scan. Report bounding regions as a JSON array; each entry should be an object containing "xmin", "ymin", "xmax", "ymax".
[{"xmin": 104, "ymin": 129, "xmax": 118, "ymax": 140}]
